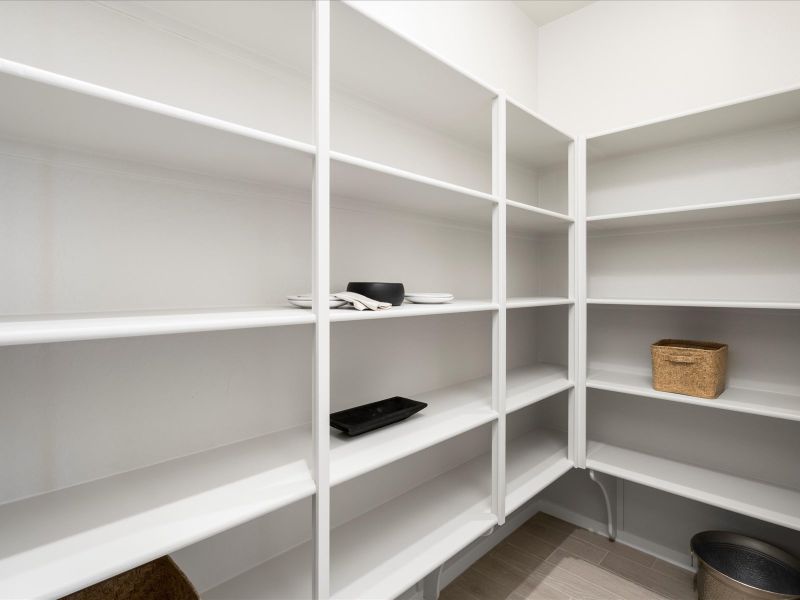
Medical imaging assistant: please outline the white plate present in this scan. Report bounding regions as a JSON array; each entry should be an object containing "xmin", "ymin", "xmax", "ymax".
[
  {"xmin": 405, "ymin": 292, "xmax": 454, "ymax": 298},
  {"xmin": 288, "ymin": 295, "xmax": 347, "ymax": 309},
  {"xmin": 404, "ymin": 297, "xmax": 454, "ymax": 304}
]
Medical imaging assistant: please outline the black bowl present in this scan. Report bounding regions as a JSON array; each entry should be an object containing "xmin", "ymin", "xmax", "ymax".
[{"xmin": 346, "ymin": 282, "xmax": 405, "ymax": 306}]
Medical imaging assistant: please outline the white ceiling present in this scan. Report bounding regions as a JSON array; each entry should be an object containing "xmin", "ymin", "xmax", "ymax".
[{"xmin": 515, "ymin": 1, "xmax": 593, "ymax": 26}]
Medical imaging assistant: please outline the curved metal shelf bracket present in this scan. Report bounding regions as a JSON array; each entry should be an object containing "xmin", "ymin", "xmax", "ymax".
[{"xmin": 589, "ymin": 469, "xmax": 617, "ymax": 541}]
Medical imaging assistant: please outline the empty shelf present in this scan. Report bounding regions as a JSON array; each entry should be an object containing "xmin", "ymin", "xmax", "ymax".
[
  {"xmin": 331, "ymin": 452, "xmax": 496, "ymax": 599},
  {"xmin": 506, "ymin": 99, "xmax": 573, "ymax": 170},
  {"xmin": 507, "ymin": 200, "xmax": 573, "ymax": 236},
  {"xmin": 331, "ymin": 151, "xmax": 496, "ymax": 227},
  {"xmin": 0, "ymin": 307, "xmax": 316, "ymax": 346},
  {"xmin": 0, "ymin": 59, "xmax": 314, "ymax": 188},
  {"xmin": 506, "ymin": 429, "xmax": 572, "ymax": 514},
  {"xmin": 586, "ymin": 441, "xmax": 800, "ymax": 532},
  {"xmin": 204, "ymin": 543, "xmax": 311, "ymax": 600},
  {"xmin": 330, "ymin": 300, "xmax": 497, "ymax": 323},
  {"xmin": 587, "ymin": 193, "xmax": 800, "ymax": 231},
  {"xmin": 0, "ymin": 426, "xmax": 314, "ymax": 599},
  {"xmin": 588, "ymin": 369, "xmax": 800, "ymax": 422},
  {"xmin": 587, "ymin": 298, "xmax": 800, "ymax": 310},
  {"xmin": 330, "ymin": 376, "xmax": 497, "ymax": 486},
  {"xmin": 506, "ymin": 364, "xmax": 573, "ymax": 414},
  {"xmin": 506, "ymin": 297, "xmax": 573, "ymax": 310}
]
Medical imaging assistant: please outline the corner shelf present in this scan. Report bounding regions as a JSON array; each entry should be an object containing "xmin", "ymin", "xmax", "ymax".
[
  {"xmin": 0, "ymin": 59, "xmax": 314, "ymax": 188},
  {"xmin": 330, "ymin": 375, "xmax": 498, "ymax": 486},
  {"xmin": 506, "ymin": 199, "xmax": 573, "ymax": 236},
  {"xmin": 329, "ymin": 300, "xmax": 497, "ymax": 323},
  {"xmin": 587, "ymin": 369, "xmax": 800, "ymax": 423},
  {"xmin": 586, "ymin": 441, "xmax": 800, "ymax": 532},
  {"xmin": 506, "ymin": 364, "xmax": 573, "ymax": 414},
  {"xmin": 506, "ymin": 429, "xmax": 572, "ymax": 514},
  {"xmin": 0, "ymin": 426, "xmax": 313, "ymax": 599},
  {"xmin": 0, "ymin": 307, "xmax": 316, "ymax": 347}
]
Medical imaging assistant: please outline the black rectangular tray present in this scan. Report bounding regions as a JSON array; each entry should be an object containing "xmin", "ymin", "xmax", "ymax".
[{"xmin": 330, "ymin": 396, "xmax": 427, "ymax": 437}]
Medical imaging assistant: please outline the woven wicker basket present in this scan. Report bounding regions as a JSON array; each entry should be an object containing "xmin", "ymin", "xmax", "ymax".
[
  {"xmin": 651, "ymin": 339, "xmax": 728, "ymax": 399},
  {"xmin": 60, "ymin": 557, "xmax": 198, "ymax": 600}
]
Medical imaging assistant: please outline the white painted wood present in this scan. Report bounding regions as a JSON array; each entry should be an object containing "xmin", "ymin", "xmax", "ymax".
[
  {"xmin": 0, "ymin": 426, "xmax": 313, "ymax": 599},
  {"xmin": 330, "ymin": 452, "xmax": 496, "ymax": 600},
  {"xmin": 492, "ymin": 92, "xmax": 508, "ymax": 526},
  {"xmin": 505, "ymin": 429, "xmax": 572, "ymax": 514},
  {"xmin": 588, "ymin": 369, "xmax": 800, "ymax": 422},
  {"xmin": 329, "ymin": 301, "xmax": 497, "ymax": 322},
  {"xmin": 0, "ymin": 308, "xmax": 315, "ymax": 346},
  {"xmin": 574, "ymin": 137, "xmax": 588, "ymax": 468},
  {"xmin": 586, "ymin": 441, "xmax": 800, "ymax": 532},
  {"xmin": 0, "ymin": 58, "xmax": 314, "ymax": 187},
  {"xmin": 506, "ymin": 199, "xmax": 573, "ymax": 235},
  {"xmin": 587, "ymin": 84, "xmax": 800, "ymax": 158},
  {"xmin": 312, "ymin": 2, "xmax": 331, "ymax": 598},
  {"xmin": 506, "ymin": 297, "xmax": 573, "ymax": 310},
  {"xmin": 506, "ymin": 364, "xmax": 573, "ymax": 414},
  {"xmin": 588, "ymin": 298, "xmax": 800, "ymax": 310},
  {"xmin": 587, "ymin": 192, "xmax": 800, "ymax": 230},
  {"xmin": 330, "ymin": 375, "xmax": 498, "ymax": 486}
]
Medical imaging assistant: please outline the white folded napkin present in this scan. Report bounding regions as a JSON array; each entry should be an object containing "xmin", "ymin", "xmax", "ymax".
[{"xmin": 333, "ymin": 291, "xmax": 393, "ymax": 311}]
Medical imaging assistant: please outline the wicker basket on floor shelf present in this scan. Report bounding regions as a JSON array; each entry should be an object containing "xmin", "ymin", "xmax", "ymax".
[
  {"xmin": 651, "ymin": 339, "xmax": 728, "ymax": 399},
  {"xmin": 60, "ymin": 556, "xmax": 198, "ymax": 600}
]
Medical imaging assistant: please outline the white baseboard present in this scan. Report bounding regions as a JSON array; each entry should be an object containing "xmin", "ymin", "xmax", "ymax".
[{"xmin": 537, "ymin": 499, "xmax": 694, "ymax": 571}]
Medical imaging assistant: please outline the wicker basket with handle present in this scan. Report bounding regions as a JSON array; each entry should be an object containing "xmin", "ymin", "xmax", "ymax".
[
  {"xmin": 651, "ymin": 339, "xmax": 728, "ymax": 399},
  {"xmin": 60, "ymin": 556, "xmax": 198, "ymax": 600}
]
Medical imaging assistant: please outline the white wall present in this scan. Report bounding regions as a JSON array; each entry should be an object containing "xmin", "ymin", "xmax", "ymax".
[
  {"xmin": 348, "ymin": 0, "xmax": 539, "ymax": 108},
  {"xmin": 538, "ymin": 0, "xmax": 800, "ymax": 134}
]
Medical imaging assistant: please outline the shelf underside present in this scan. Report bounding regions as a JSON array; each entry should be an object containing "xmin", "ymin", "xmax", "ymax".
[
  {"xmin": 0, "ymin": 59, "xmax": 314, "ymax": 188},
  {"xmin": 586, "ymin": 441, "xmax": 800, "ymax": 532},
  {"xmin": 506, "ymin": 297, "xmax": 573, "ymax": 310},
  {"xmin": 588, "ymin": 369, "xmax": 800, "ymax": 422},
  {"xmin": 507, "ymin": 200, "xmax": 573, "ymax": 236},
  {"xmin": 0, "ymin": 426, "xmax": 314, "ymax": 599},
  {"xmin": 209, "ymin": 429, "xmax": 570, "ymax": 600},
  {"xmin": 506, "ymin": 364, "xmax": 572, "ymax": 413}
]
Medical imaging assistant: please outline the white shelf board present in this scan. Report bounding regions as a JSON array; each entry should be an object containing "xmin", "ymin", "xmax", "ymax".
[
  {"xmin": 507, "ymin": 99, "xmax": 573, "ymax": 169},
  {"xmin": 204, "ymin": 543, "xmax": 311, "ymax": 600},
  {"xmin": 588, "ymin": 85, "xmax": 800, "ymax": 159},
  {"xmin": 331, "ymin": 151, "xmax": 496, "ymax": 227},
  {"xmin": 588, "ymin": 298, "xmax": 800, "ymax": 310},
  {"xmin": 330, "ymin": 451, "xmax": 496, "ymax": 600},
  {"xmin": 0, "ymin": 307, "xmax": 315, "ymax": 346},
  {"xmin": 0, "ymin": 426, "xmax": 314, "ymax": 599},
  {"xmin": 586, "ymin": 441, "xmax": 800, "ymax": 532},
  {"xmin": 507, "ymin": 199, "xmax": 573, "ymax": 236},
  {"xmin": 0, "ymin": 59, "xmax": 314, "ymax": 187},
  {"xmin": 332, "ymin": 2, "xmax": 493, "ymax": 149},
  {"xmin": 588, "ymin": 369, "xmax": 800, "ymax": 423},
  {"xmin": 506, "ymin": 429, "xmax": 572, "ymax": 514},
  {"xmin": 330, "ymin": 300, "xmax": 497, "ymax": 323},
  {"xmin": 587, "ymin": 193, "xmax": 800, "ymax": 231},
  {"xmin": 506, "ymin": 364, "xmax": 573, "ymax": 414},
  {"xmin": 506, "ymin": 297, "xmax": 573, "ymax": 310},
  {"xmin": 330, "ymin": 376, "xmax": 498, "ymax": 486}
]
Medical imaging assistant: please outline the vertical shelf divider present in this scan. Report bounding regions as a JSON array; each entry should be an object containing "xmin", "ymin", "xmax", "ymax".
[
  {"xmin": 567, "ymin": 140, "xmax": 578, "ymax": 465},
  {"xmin": 312, "ymin": 1, "xmax": 331, "ymax": 598},
  {"xmin": 574, "ymin": 136, "xmax": 588, "ymax": 468},
  {"xmin": 492, "ymin": 93, "xmax": 507, "ymax": 525}
]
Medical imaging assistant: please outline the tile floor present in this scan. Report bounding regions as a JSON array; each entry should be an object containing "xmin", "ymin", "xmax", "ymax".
[{"xmin": 440, "ymin": 512, "xmax": 695, "ymax": 600}]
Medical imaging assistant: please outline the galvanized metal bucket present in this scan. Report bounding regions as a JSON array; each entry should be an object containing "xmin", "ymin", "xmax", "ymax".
[{"xmin": 691, "ymin": 531, "xmax": 800, "ymax": 600}]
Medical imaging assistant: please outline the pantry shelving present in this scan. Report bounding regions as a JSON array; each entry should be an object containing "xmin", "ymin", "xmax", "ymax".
[
  {"xmin": 586, "ymin": 441, "xmax": 800, "ymax": 532},
  {"xmin": 0, "ymin": 1, "xmax": 581, "ymax": 598},
  {"xmin": 0, "ymin": 307, "xmax": 316, "ymax": 346},
  {"xmin": 0, "ymin": 425, "xmax": 313, "ymax": 600}
]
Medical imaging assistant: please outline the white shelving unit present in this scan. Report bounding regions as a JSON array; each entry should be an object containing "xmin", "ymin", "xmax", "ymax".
[
  {"xmin": 0, "ymin": 2, "xmax": 576, "ymax": 599},
  {"xmin": 582, "ymin": 82, "xmax": 800, "ymax": 536}
]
